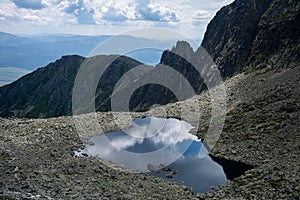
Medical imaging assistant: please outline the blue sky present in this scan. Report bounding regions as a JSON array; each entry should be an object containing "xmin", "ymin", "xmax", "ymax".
[{"xmin": 0, "ymin": 0, "xmax": 233, "ymax": 39}]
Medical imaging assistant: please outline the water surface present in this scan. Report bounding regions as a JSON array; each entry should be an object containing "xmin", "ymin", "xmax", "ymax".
[{"xmin": 75, "ymin": 117, "xmax": 228, "ymax": 192}]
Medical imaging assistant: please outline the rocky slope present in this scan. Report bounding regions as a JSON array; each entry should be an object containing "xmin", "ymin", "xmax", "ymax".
[
  {"xmin": 0, "ymin": 0, "xmax": 299, "ymax": 199},
  {"xmin": 202, "ymin": 0, "xmax": 300, "ymax": 77},
  {"xmin": 0, "ymin": 64, "xmax": 299, "ymax": 199},
  {"xmin": 0, "ymin": 55, "xmax": 142, "ymax": 118}
]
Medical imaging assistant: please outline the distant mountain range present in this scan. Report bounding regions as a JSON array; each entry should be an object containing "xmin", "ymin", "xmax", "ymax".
[
  {"xmin": 0, "ymin": 32, "xmax": 106, "ymax": 70},
  {"xmin": 0, "ymin": 32, "xmax": 200, "ymax": 85},
  {"xmin": 0, "ymin": 67, "xmax": 31, "ymax": 87},
  {"xmin": 0, "ymin": 32, "xmax": 195, "ymax": 70}
]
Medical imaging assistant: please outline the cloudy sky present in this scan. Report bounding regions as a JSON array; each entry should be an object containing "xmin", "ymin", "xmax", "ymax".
[{"xmin": 0, "ymin": 0, "xmax": 233, "ymax": 39}]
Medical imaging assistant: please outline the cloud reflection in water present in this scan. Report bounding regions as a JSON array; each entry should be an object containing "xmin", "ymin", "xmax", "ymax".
[{"xmin": 76, "ymin": 117, "xmax": 227, "ymax": 192}]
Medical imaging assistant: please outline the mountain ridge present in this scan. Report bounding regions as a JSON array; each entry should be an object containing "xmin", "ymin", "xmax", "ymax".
[
  {"xmin": 0, "ymin": 32, "xmax": 177, "ymax": 70},
  {"xmin": 0, "ymin": 0, "xmax": 299, "ymax": 119},
  {"xmin": 0, "ymin": 55, "xmax": 142, "ymax": 118}
]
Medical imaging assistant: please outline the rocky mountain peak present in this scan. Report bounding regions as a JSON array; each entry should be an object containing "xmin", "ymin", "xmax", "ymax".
[{"xmin": 170, "ymin": 41, "xmax": 194, "ymax": 61}]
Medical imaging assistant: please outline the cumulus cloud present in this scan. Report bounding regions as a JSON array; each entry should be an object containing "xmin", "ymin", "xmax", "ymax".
[
  {"xmin": 58, "ymin": 0, "xmax": 95, "ymax": 24},
  {"xmin": 192, "ymin": 10, "xmax": 212, "ymax": 27},
  {"xmin": 0, "ymin": 0, "xmax": 234, "ymax": 38},
  {"xmin": 22, "ymin": 15, "xmax": 41, "ymax": 22},
  {"xmin": 76, "ymin": 9, "xmax": 95, "ymax": 24},
  {"xmin": 0, "ymin": 3, "xmax": 15, "ymax": 18},
  {"xmin": 102, "ymin": 7, "xmax": 129, "ymax": 22},
  {"xmin": 83, "ymin": 0, "xmax": 137, "ymax": 24},
  {"xmin": 135, "ymin": 0, "xmax": 179, "ymax": 22},
  {"xmin": 4, "ymin": 0, "xmax": 230, "ymax": 25},
  {"xmin": 89, "ymin": 0, "xmax": 179, "ymax": 24},
  {"xmin": 11, "ymin": 0, "xmax": 48, "ymax": 10}
]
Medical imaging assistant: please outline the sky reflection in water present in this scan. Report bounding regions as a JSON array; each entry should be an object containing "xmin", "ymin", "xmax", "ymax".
[{"xmin": 76, "ymin": 117, "xmax": 227, "ymax": 192}]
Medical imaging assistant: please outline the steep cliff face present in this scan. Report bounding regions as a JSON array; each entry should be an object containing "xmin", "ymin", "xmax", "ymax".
[
  {"xmin": 201, "ymin": 0, "xmax": 300, "ymax": 77},
  {"xmin": 248, "ymin": 0, "xmax": 300, "ymax": 69}
]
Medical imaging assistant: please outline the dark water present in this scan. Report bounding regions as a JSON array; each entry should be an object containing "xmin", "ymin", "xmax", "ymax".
[{"xmin": 75, "ymin": 117, "xmax": 252, "ymax": 193}]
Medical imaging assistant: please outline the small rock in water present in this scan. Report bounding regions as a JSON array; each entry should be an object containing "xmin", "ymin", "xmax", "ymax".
[
  {"xmin": 166, "ymin": 173, "xmax": 174, "ymax": 178},
  {"xmin": 147, "ymin": 164, "xmax": 157, "ymax": 172},
  {"xmin": 162, "ymin": 167, "xmax": 171, "ymax": 171},
  {"xmin": 159, "ymin": 163, "xmax": 165, "ymax": 168},
  {"xmin": 88, "ymin": 141, "xmax": 95, "ymax": 146}
]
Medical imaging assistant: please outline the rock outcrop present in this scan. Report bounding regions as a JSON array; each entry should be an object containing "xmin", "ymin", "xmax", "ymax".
[
  {"xmin": 202, "ymin": 0, "xmax": 300, "ymax": 77},
  {"xmin": 160, "ymin": 41, "xmax": 207, "ymax": 94}
]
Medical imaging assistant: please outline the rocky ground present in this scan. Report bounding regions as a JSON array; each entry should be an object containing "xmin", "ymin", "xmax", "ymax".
[{"xmin": 0, "ymin": 65, "xmax": 299, "ymax": 199}]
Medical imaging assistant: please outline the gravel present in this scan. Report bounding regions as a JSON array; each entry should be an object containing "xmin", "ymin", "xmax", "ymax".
[{"xmin": 1, "ymin": 66, "xmax": 299, "ymax": 199}]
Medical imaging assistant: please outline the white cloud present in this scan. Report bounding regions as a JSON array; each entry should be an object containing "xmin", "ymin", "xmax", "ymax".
[
  {"xmin": 135, "ymin": 0, "xmax": 180, "ymax": 23},
  {"xmin": 0, "ymin": 2, "xmax": 17, "ymax": 18},
  {"xmin": 102, "ymin": 7, "xmax": 128, "ymax": 22},
  {"xmin": 80, "ymin": 117, "xmax": 203, "ymax": 172},
  {"xmin": 22, "ymin": 15, "xmax": 41, "ymax": 21},
  {"xmin": 56, "ymin": 0, "xmax": 96, "ymax": 24},
  {"xmin": 11, "ymin": 0, "xmax": 48, "ymax": 10},
  {"xmin": 0, "ymin": 0, "xmax": 234, "ymax": 39},
  {"xmin": 123, "ymin": 117, "xmax": 198, "ymax": 146},
  {"xmin": 192, "ymin": 9, "xmax": 212, "ymax": 27}
]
